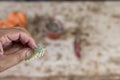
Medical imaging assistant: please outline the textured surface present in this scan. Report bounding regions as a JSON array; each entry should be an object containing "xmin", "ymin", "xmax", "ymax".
[{"xmin": 0, "ymin": 2, "xmax": 120, "ymax": 79}]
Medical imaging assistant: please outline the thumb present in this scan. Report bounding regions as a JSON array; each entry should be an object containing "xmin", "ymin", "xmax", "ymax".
[{"xmin": 0, "ymin": 48, "xmax": 33, "ymax": 72}]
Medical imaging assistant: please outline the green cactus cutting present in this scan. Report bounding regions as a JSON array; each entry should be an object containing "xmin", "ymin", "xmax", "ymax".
[{"xmin": 25, "ymin": 45, "xmax": 45, "ymax": 61}]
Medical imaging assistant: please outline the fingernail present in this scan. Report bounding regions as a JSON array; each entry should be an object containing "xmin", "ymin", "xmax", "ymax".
[
  {"xmin": 34, "ymin": 43, "xmax": 37, "ymax": 48},
  {"xmin": 31, "ymin": 43, "xmax": 37, "ymax": 49}
]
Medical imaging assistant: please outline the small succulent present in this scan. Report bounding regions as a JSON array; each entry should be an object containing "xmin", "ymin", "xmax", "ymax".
[{"xmin": 25, "ymin": 45, "xmax": 45, "ymax": 61}]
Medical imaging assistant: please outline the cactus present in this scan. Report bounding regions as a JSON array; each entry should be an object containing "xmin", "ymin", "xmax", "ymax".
[{"xmin": 25, "ymin": 45, "xmax": 45, "ymax": 61}]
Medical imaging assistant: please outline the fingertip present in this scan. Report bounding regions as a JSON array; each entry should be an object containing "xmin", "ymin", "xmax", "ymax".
[
  {"xmin": 29, "ymin": 42, "xmax": 36, "ymax": 49},
  {"xmin": 0, "ymin": 49, "xmax": 3, "ymax": 55},
  {"xmin": 28, "ymin": 39, "xmax": 36, "ymax": 49},
  {"xmin": 17, "ymin": 48, "xmax": 33, "ymax": 61},
  {"xmin": 0, "ymin": 43, "xmax": 3, "ymax": 56},
  {"xmin": 0, "ymin": 53, "xmax": 3, "ymax": 56},
  {"xmin": 12, "ymin": 48, "xmax": 30, "ymax": 61},
  {"xmin": 19, "ymin": 32, "xmax": 36, "ymax": 49}
]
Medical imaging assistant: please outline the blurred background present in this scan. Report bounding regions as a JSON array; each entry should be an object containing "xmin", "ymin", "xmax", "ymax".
[{"xmin": 0, "ymin": 1, "xmax": 120, "ymax": 80}]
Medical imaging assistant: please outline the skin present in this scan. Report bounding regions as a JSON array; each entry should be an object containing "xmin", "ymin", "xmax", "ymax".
[{"xmin": 0, "ymin": 27, "xmax": 36, "ymax": 72}]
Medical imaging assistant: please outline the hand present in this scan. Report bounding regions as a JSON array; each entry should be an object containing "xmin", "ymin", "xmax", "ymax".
[{"xmin": 0, "ymin": 27, "xmax": 36, "ymax": 72}]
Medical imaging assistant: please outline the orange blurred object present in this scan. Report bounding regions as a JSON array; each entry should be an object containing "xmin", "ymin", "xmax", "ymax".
[
  {"xmin": 0, "ymin": 21, "xmax": 4, "ymax": 26},
  {"xmin": 0, "ymin": 20, "xmax": 15, "ymax": 28},
  {"xmin": 0, "ymin": 12, "xmax": 26, "ymax": 28},
  {"xmin": 17, "ymin": 12, "xmax": 26, "ymax": 27},
  {"xmin": 7, "ymin": 12, "xmax": 18, "ymax": 26},
  {"xmin": 7, "ymin": 12, "xmax": 26, "ymax": 27},
  {"xmin": 4, "ymin": 20, "xmax": 16, "ymax": 28}
]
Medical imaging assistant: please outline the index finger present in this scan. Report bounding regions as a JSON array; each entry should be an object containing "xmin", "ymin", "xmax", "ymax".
[{"xmin": 7, "ymin": 32, "xmax": 36, "ymax": 49}]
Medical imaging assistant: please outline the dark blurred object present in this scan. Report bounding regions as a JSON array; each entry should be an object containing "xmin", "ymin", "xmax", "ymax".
[
  {"xmin": 44, "ymin": 18, "xmax": 63, "ymax": 40},
  {"xmin": 74, "ymin": 40, "xmax": 81, "ymax": 58},
  {"xmin": 74, "ymin": 28, "xmax": 81, "ymax": 59}
]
